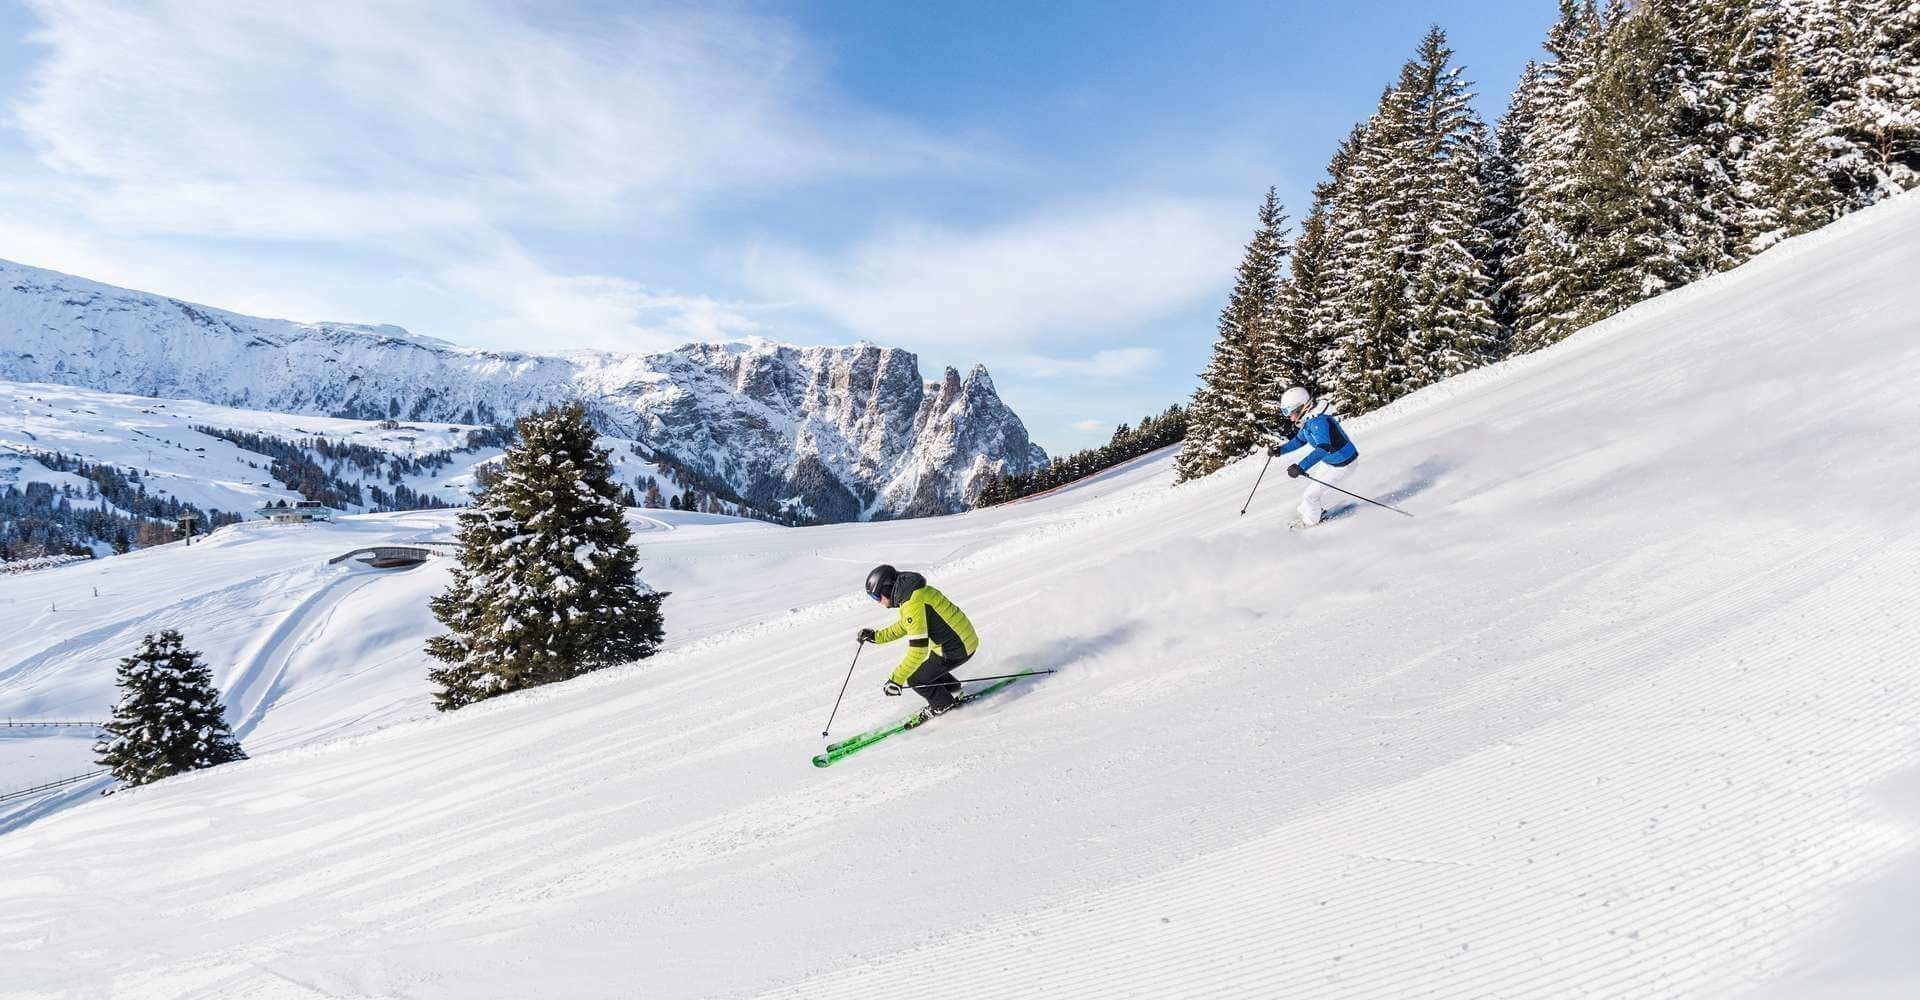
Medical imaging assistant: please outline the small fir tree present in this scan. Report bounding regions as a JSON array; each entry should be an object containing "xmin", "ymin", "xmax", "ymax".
[
  {"xmin": 94, "ymin": 630, "xmax": 247, "ymax": 787},
  {"xmin": 425, "ymin": 403, "xmax": 667, "ymax": 711}
]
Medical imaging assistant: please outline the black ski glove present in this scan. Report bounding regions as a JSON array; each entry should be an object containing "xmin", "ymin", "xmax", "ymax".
[
  {"xmin": 1286, "ymin": 463, "xmax": 1304, "ymax": 479},
  {"xmin": 883, "ymin": 680, "xmax": 903, "ymax": 696},
  {"xmin": 857, "ymin": 628, "xmax": 876, "ymax": 644},
  {"xmin": 1267, "ymin": 444, "xmax": 1281, "ymax": 457}
]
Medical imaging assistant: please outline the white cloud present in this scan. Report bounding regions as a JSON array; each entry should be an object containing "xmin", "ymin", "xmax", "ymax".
[
  {"xmin": 0, "ymin": 206, "xmax": 758, "ymax": 356},
  {"xmin": 435, "ymin": 241, "xmax": 761, "ymax": 354},
  {"xmin": 1, "ymin": 0, "xmax": 979, "ymax": 353},
  {"xmin": 743, "ymin": 196, "xmax": 1245, "ymax": 350},
  {"xmin": 1010, "ymin": 347, "xmax": 1163, "ymax": 380},
  {"xmin": 3, "ymin": 1, "xmax": 1246, "ymax": 377},
  {"xmin": 1071, "ymin": 418, "xmax": 1107, "ymax": 432},
  {"xmin": 13, "ymin": 0, "xmax": 974, "ymax": 239},
  {"xmin": 0, "ymin": 209, "xmax": 368, "ymax": 323}
]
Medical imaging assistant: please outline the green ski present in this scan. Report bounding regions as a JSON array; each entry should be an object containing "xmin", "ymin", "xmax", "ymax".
[{"xmin": 812, "ymin": 669, "xmax": 1039, "ymax": 768}]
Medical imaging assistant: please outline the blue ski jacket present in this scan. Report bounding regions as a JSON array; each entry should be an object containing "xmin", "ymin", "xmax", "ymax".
[{"xmin": 1274, "ymin": 412, "xmax": 1358, "ymax": 473}]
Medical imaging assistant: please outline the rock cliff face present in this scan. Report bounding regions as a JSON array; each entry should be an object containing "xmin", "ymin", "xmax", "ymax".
[{"xmin": 0, "ymin": 258, "xmax": 1047, "ymax": 520}]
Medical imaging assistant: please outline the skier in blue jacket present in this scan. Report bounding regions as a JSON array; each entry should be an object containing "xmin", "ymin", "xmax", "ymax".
[{"xmin": 1268, "ymin": 386, "xmax": 1359, "ymax": 527}]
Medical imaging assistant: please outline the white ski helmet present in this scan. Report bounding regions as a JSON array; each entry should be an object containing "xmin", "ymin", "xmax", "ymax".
[{"xmin": 1279, "ymin": 386, "xmax": 1314, "ymax": 418}]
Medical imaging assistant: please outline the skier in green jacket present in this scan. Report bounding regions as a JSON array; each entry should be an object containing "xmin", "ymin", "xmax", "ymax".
[{"xmin": 857, "ymin": 564, "xmax": 980, "ymax": 716}]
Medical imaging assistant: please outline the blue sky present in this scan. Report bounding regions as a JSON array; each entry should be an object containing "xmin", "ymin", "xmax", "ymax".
[{"xmin": 0, "ymin": 0, "xmax": 1554, "ymax": 453}]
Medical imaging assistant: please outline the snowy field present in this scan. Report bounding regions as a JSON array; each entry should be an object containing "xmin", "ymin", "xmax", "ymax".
[
  {"xmin": 0, "ymin": 380, "xmax": 687, "ymax": 527},
  {"xmin": 0, "ymin": 383, "xmax": 488, "ymax": 516},
  {"xmin": 2, "ymin": 192, "xmax": 1919, "ymax": 997}
]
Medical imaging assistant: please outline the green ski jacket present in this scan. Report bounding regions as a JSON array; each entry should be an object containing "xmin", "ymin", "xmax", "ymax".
[{"xmin": 871, "ymin": 572, "xmax": 980, "ymax": 685}]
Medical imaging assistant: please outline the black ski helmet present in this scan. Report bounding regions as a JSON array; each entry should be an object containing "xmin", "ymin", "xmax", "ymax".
[{"xmin": 865, "ymin": 564, "xmax": 899, "ymax": 601}]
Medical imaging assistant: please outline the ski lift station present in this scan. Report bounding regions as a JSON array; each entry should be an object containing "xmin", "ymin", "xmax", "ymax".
[{"xmin": 257, "ymin": 500, "xmax": 333, "ymax": 524}]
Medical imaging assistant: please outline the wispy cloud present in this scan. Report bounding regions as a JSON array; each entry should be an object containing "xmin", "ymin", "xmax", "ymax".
[
  {"xmin": 433, "ymin": 240, "xmax": 761, "ymax": 354},
  {"xmin": 14, "ymin": 0, "xmax": 974, "ymax": 238},
  {"xmin": 742, "ymin": 197, "xmax": 1244, "ymax": 350},
  {"xmin": 1010, "ymin": 347, "xmax": 1164, "ymax": 380},
  {"xmin": 4, "ymin": 0, "xmax": 980, "ymax": 348},
  {"xmin": 4, "ymin": 0, "xmax": 1248, "ymax": 395}
]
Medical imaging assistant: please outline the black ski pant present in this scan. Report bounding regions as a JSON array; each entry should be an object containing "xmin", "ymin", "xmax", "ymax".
[{"xmin": 908, "ymin": 650, "xmax": 970, "ymax": 710}]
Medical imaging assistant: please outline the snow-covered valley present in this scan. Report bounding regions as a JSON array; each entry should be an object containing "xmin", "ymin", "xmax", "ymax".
[
  {"xmin": 0, "ymin": 379, "xmax": 736, "ymax": 559},
  {"xmin": 0, "ymin": 382, "xmax": 503, "ymax": 521},
  {"xmin": 3, "ymin": 190, "xmax": 1920, "ymax": 998}
]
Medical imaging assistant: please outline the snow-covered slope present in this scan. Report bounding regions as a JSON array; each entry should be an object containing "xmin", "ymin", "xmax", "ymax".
[
  {"xmin": 4, "ymin": 192, "xmax": 1920, "ymax": 998},
  {"xmin": 0, "ymin": 261, "xmax": 1047, "ymax": 519},
  {"xmin": 0, "ymin": 379, "xmax": 715, "ymax": 556},
  {"xmin": 1, "ymin": 381, "xmax": 491, "ymax": 519}
]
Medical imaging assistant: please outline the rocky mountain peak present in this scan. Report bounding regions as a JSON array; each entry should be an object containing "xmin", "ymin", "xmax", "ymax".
[{"xmin": 0, "ymin": 258, "xmax": 1049, "ymax": 521}]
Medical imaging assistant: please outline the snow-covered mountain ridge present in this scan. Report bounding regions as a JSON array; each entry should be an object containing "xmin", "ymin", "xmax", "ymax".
[{"xmin": 0, "ymin": 259, "xmax": 1047, "ymax": 520}]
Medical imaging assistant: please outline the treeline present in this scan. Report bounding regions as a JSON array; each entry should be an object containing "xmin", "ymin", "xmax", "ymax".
[
  {"xmin": 193, "ymin": 426, "xmax": 510, "ymax": 513},
  {"xmin": 626, "ymin": 443, "xmax": 812, "ymax": 525},
  {"xmin": 1178, "ymin": 1, "xmax": 1919, "ymax": 481},
  {"xmin": 1, "ymin": 453, "xmax": 243, "ymax": 559},
  {"xmin": 975, "ymin": 406, "xmax": 1188, "ymax": 507}
]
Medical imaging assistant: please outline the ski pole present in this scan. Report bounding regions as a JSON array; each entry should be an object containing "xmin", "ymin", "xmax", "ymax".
[
  {"xmin": 1240, "ymin": 452, "xmax": 1274, "ymax": 515},
  {"xmin": 905, "ymin": 670, "xmax": 1055, "ymax": 690},
  {"xmin": 821, "ymin": 641, "xmax": 866, "ymax": 737},
  {"xmin": 1301, "ymin": 473, "xmax": 1414, "ymax": 517}
]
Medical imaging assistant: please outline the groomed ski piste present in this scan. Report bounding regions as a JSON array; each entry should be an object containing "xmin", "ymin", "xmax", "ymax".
[{"xmin": 3, "ymin": 190, "xmax": 1919, "ymax": 998}]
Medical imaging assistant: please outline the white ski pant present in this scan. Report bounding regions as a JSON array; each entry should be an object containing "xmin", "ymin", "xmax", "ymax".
[{"xmin": 1299, "ymin": 458, "xmax": 1356, "ymax": 525}]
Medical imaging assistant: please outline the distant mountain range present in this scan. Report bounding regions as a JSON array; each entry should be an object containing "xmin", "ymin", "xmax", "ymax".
[{"xmin": 0, "ymin": 259, "xmax": 1047, "ymax": 521}]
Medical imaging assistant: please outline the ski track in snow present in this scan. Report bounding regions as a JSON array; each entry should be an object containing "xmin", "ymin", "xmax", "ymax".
[
  {"xmin": 2, "ymin": 192, "xmax": 1920, "ymax": 998},
  {"xmin": 769, "ymin": 537, "xmax": 1920, "ymax": 999}
]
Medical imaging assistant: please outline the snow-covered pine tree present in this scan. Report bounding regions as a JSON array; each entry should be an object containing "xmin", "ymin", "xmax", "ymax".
[
  {"xmin": 1638, "ymin": 0, "xmax": 1742, "ymax": 278},
  {"xmin": 425, "ymin": 402, "xmax": 667, "ymax": 711},
  {"xmin": 1484, "ymin": 61, "xmax": 1539, "ymax": 335},
  {"xmin": 1174, "ymin": 189, "xmax": 1290, "ymax": 482},
  {"xmin": 1787, "ymin": 0, "xmax": 1871, "ymax": 201},
  {"xmin": 1741, "ymin": 48, "xmax": 1845, "ymax": 251},
  {"xmin": 1510, "ymin": 0, "xmax": 1604, "ymax": 351},
  {"xmin": 1315, "ymin": 83, "xmax": 1413, "ymax": 413},
  {"xmin": 1397, "ymin": 26, "xmax": 1504, "ymax": 393},
  {"xmin": 1509, "ymin": 0, "xmax": 1733, "ymax": 351},
  {"xmin": 1313, "ymin": 27, "xmax": 1499, "ymax": 411},
  {"xmin": 1651, "ymin": 0, "xmax": 1776, "ymax": 264},
  {"xmin": 1577, "ymin": 0, "xmax": 1693, "ymax": 322},
  {"xmin": 1568, "ymin": 1, "xmax": 1729, "ymax": 326},
  {"xmin": 1755, "ymin": 0, "xmax": 1919, "ymax": 210},
  {"xmin": 1827, "ymin": 0, "xmax": 1920, "ymax": 200},
  {"xmin": 94, "ymin": 629, "xmax": 247, "ymax": 788},
  {"xmin": 1282, "ymin": 124, "xmax": 1366, "ymax": 403}
]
